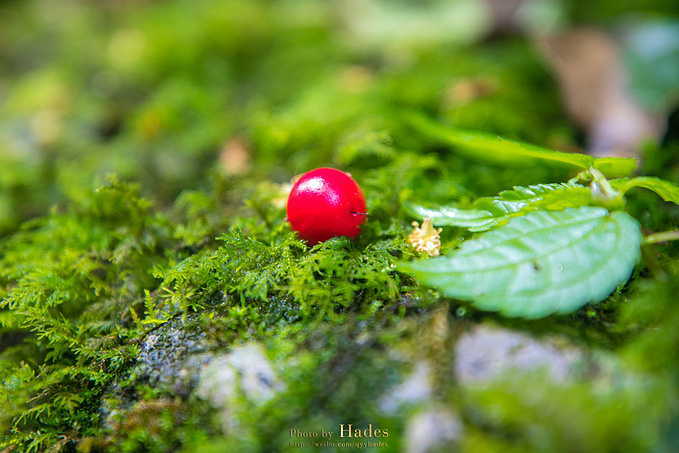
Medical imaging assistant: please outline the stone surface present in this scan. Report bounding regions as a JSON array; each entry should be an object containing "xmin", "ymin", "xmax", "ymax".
[
  {"xmin": 454, "ymin": 324, "xmax": 583, "ymax": 384},
  {"xmin": 196, "ymin": 342, "xmax": 285, "ymax": 430},
  {"xmin": 135, "ymin": 314, "xmax": 216, "ymax": 396},
  {"xmin": 404, "ymin": 408, "xmax": 464, "ymax": 453},
  {"xmin": 378, "ymin": 361, "xmax": 432, "ymax": 414}
]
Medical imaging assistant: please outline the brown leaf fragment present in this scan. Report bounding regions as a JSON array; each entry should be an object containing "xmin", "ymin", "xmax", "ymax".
[
  {"xmin": 219, "ymin": 137, "xmax": 251, "ymax": 176},
  {"xmin": 538, "ymin": 28, "xmax": 665, "ymax": 158}
]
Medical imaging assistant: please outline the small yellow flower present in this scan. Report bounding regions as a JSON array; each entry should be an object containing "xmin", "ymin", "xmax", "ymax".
[{"xmin": 408, "ymin": 217, "xmax": 442, "ymax": 257}]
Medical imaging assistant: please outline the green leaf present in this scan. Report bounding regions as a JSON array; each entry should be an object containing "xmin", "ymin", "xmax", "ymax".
[
  {"xmin": 399, "ymin": 207, "xmax": 641, "ymax": 318},
  {"xmin": 402, "ymin": 201, "xmax": 495, "ymax": 229},
  {"xmin": 612, "ymin": 177, "xmax": 679, "ymax": 205},
  {"xmin": 475, "ymin": 183, "xmax": 592, "ymax": 216},
  {"xmin": 404, "ymin": 183, "xmax": 592, "ymax": 231},
  {"xmin": 406, "ymin": 112, "xmax": 637, "ymax": 177}
]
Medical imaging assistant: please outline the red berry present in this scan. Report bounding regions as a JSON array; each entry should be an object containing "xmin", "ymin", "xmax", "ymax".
[{"xmin": 286, "ymin": 168, "xmax": 367, "ymax": 245}]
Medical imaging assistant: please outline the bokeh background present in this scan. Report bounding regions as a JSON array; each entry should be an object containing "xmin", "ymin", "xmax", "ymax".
[{"xmin": 1, "ymin": 0, "xmax": 678, "ymax": 234}]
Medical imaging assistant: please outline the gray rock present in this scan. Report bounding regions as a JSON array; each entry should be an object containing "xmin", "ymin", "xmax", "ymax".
[
  {"xmin": 378, "ymin": 361, "xmax": 432, "ymax": 414},
  {"xmin": 196, "ymin": 342, "xmax": 285, "ymax": 431},
  {"xmin": 404, "ymin": 408, "xmax": 464, "ymax": 453},
  {"xmin": 455, "ymin": 324, "xmax": 582, "ymax": 384}
]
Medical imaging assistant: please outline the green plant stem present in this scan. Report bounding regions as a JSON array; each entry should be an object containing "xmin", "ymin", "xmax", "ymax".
[{"xmin": 644, "ymin": 230, "xmax": 679, "ymax": 245}]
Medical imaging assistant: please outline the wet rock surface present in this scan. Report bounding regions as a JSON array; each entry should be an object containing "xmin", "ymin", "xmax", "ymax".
[
  {"xmin": 100, "ymin": 313, "xmax": 221, "ymax": 432},
  {"xmin": 135, "ymin": 314, "xmax": 219, "ymax": 396}
]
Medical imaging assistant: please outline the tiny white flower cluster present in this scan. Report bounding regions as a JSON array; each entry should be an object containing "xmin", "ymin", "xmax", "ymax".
[{"xmin": 408, "ymin": 217, "xmax": 442, "ymax": 257}]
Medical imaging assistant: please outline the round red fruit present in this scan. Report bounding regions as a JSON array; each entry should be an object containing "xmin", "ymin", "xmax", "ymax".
[{"xmin": 286, "ymin": 168, "xmax": 367, "ymax": 245}]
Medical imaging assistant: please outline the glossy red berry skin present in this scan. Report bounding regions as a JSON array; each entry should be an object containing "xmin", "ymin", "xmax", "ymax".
[{"xmin": 286, "ymin": 168, "xmax": 367, "ymax": 245}]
